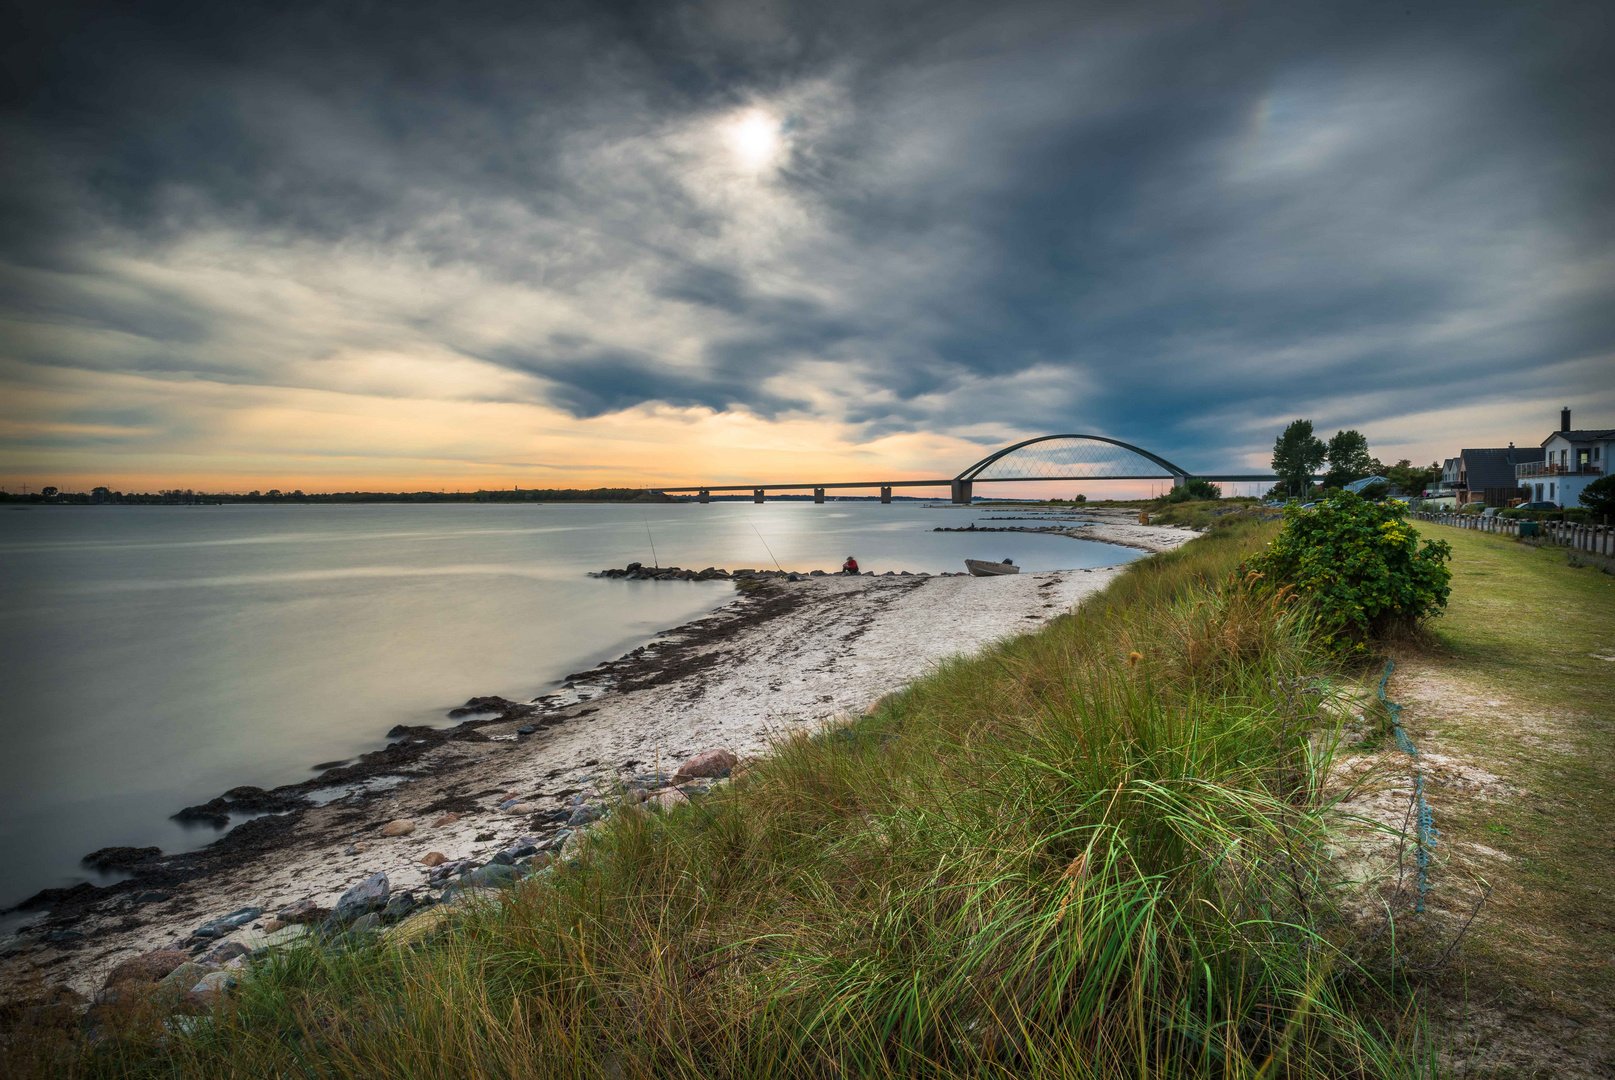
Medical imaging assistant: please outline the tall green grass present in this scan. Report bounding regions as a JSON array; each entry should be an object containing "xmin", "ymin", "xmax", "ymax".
[{"xmin": 49, "ymin": 520, "xmax": 1425, "ymax": 1079}]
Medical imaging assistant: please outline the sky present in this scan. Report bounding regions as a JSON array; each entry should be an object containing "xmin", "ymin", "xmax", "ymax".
[{"xmin": 1, "ymin": 0, "xmax": 1612, "ymax": 496}]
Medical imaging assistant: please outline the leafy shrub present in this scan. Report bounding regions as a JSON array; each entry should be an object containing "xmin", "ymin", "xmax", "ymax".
[
  {"xmin": 1580, "ymin": 473, "xmax": 1615, "ymax": 518},
  {"xmin": 1241, "ymin": 491, "xmax": 1452, "ymax": 655}
]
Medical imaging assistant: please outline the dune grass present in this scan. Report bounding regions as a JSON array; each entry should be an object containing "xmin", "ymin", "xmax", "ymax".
[{"xmin": 31, "ymin": 520, "xmax": 1430, "ymax": 1079}]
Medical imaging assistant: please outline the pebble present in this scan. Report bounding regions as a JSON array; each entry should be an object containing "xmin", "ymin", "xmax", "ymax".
[
  {"xmin": 506, "ymin": 802, "xmax": 538, "ymax": 814},
  {"xmin": 673, "ymin": 748, "xmax": 737, "ymax": 780},
  {"xmin": 192, "ymin": 907, "xmax": 263, "ymax": 939},
  {"xmin": 344, "ymin": 843, "xmax": 371, "ymax": 856},
  {"xmin": 334, "ymin": 872, "xmax": 389, "ymax": 921},
  {"xmin": 41, "ymin": 929, "xmax": 84, "ymax": 944},
  {"xmin": 516, "ymin": 725, "xmax": 537, "ymax": 735},
  {"xmin": 379, "ymin": 819, "xmax": 416, "ymax": 837},
  {"xmin": 420, "ymin": 851, "xmax": 449, "ymax": 867},
  {"xmin": 133, "ymin": 890, "xmax": 171, "ymax": 905},
  {"xmin": 432, "ymin": 813, "xmax": 461, "ymax": 827}
]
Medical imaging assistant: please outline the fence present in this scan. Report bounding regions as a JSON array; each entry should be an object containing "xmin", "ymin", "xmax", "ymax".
[{"xmin": 1410, "ymin": 511, "xmax": 1615, "ymax": 556}]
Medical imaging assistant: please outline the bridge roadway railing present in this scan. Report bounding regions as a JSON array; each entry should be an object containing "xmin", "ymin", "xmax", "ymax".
[{"xmin": 655, "ymin": 474, "xmax": 1281, "ymax": 504}]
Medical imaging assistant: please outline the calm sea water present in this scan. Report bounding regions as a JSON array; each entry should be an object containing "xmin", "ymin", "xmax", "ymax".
[{"xmin": 0, "ymin": 501, "xmax": 1139, "ymax": 912}]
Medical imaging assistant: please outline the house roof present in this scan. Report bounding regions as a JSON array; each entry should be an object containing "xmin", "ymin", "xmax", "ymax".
[
  {"xmin": 1459, "ymin": 446, "xmax": 1543, "ymax": 489},
  {"xmin": 1542, "ymin": 428, "xmax": 1615, "ymax": 446}
]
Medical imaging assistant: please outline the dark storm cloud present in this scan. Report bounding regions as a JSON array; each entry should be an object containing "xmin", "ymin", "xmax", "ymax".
[{"xmin": 2, "ymin": 0, "xmax": 1612, "ymax": 468}]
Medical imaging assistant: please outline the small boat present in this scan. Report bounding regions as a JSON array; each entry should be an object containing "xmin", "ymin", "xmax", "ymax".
[{"xmin": 965, "ymin": 558, "xmax": 1020, "ymax": 577}]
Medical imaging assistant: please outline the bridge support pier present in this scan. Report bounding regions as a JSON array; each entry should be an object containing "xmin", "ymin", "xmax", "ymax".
[
  {"xmin": 698, "ymin": 489, "xmax": 709, "ymax": 503},
  {"xmin": 1172, "ymin": 475, "xmax": 1185, "ymax": 489},
  {"xmin": 951, "ymin": 480, "xmax": 973, "ymax": 504},
  {"xmin": 753, "ymin": 488, "xmax": 764, "ymax": 504},
  {"xmin": 880, "ymin": 486, "xmax": 891, "ymax": 504},
  {"xmin": 813, "ymin": 487, "xmax": 825, "ymax": 504}
]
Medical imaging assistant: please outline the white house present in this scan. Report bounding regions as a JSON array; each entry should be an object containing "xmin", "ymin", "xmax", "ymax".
[{"xmin": 1518, "ymin": 408, "xmax": 1613, "ymax": 508}]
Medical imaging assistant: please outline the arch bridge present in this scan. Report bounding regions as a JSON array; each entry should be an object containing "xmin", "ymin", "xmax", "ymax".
[{"xmin": 656, "ymin": 433, "xmax": 1279, "ymax": 504}]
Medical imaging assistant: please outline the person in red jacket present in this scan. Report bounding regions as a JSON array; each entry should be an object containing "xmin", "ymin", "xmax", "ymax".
[{"xmin": 842, "ymin": 555, "xmax": 860, "ymax": 575}]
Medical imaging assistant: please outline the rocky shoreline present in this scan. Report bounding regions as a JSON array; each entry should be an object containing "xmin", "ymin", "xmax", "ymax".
[{"xmin": 1, "ymin": 521, "xmax": 1196, "ymax": 1013}]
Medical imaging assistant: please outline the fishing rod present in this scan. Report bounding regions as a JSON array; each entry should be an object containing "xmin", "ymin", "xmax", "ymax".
[
  {"xmin": 642, "ymin": 511, "xmax": 659, "ymax": 570},
  {"xmin": 746, "ymin": 517, "xmax": 784, "ymax": 573}
]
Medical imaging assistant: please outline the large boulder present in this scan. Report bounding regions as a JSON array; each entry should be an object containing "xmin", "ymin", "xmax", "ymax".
[
  {"xmin": 673, "ymin": 749, "xmax": 737, "ymax": 781},
  {"xmin": 334, "ymin": 872, "xmax": 389, "ymax": 921},
  {"xmin": 191, "ymin": 907, "xmax": 263, "ymax": 939},
  {"xmin": 102, "ymin": 949, "xmax": 190, "ymax": 990}
]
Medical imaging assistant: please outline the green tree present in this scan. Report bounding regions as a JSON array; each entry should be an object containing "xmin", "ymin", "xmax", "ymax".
[
  {"xmin": 1384, "ymin": 459, "xmax": 1440, "ymax": 496},
  {"xmin": 1323, "ymin": 429, "xmax": 1375, "ymax": 489},
  {"xmin": 1580, "ymin": 473, "xmax": 1615, "ymax": 518},
  {"xmin": 1271, "ymin": 420, "xmax": 1326, "ymax": 497}
]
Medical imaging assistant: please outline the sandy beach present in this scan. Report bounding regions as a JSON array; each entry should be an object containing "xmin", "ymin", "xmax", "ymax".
[{"xmin": 2, "ymin": 516, "xmax": 1194, "ymax": 998}]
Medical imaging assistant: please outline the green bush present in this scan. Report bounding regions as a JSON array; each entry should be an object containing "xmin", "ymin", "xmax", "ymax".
[
  {"xmin": 1162, "ymin": 478, "xmax": 1221, "ymax": 503},
  {"xmin": 1241, "ymin": 492, "xmax": 1452, "ymax": 655}
]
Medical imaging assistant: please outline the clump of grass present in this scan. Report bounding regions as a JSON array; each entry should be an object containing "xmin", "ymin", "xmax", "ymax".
[{"xmin": 47, "ymin": 520, "xmax": 1425, "ymax": 1080}]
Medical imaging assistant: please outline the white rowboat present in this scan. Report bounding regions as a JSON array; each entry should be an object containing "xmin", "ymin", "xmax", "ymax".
[{"xmin": 965, "ymin": 558, "xmax": 1020, "ymax": 577}]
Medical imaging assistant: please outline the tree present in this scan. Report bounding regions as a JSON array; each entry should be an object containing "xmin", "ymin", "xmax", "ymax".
[
  {"xmin": 1580, "ymin": 474, "xmax": 1615, "ymax": 518},
  {"xmin": 1272, "ymin": 420, "xmax": 1326, "ymax": 497},
  {"xmin": 1323, "ymin": 429, "xmax": 1375, "ymax": 489},
  {"xmin": 1384, "ymin": 459, "xmax": 1440, "ymax": 497}
]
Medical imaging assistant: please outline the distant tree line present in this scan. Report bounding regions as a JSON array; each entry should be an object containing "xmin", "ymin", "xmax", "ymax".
[
  {"xmin": 1269, "ymin": 420, "xmax": 1440, "ymax": 500},
  {"xmin": 0, "ymin": 487, "xmax": 674, "ymax": 505}
]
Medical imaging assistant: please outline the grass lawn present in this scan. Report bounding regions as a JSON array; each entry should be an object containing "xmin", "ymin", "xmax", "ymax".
[{"xmin": 1389, "ymin": 525, "xmax": 1615, "ymax": 1078}]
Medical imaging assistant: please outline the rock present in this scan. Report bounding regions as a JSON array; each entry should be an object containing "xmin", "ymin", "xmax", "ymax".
[
  {"xmin": 191, "ymin": 971, "xmax": 238, "ymax": 994},
  {"xmin": 649, "ymin": 788, "xmax": 689, "ymax": 811},
  {"xmin": 81, "ymin": 846, "xmax": 162, "ymax": 870},
  {"xmin": 192, "ymin": 907, "xmax": 263, "ymax": 939},
  {"xmin": 276, "ymin": 899, "xmax": 321, "ymax": 922},
  {"xmin": 420, "ymin": 851, "xmax": 448, "ymax": 867},
  {"xmin": 158, "ymin": 961, "xmax": 213, "ymax": 992},
  {"xmin": 42, "ymin": 929, "xmax": 84, "ymax": 944},
  {"xmin": 506, "ymin": 802, "xmax": 537, "ymax": 814},
  {"xmin": 502, "ymin": 840, "xmax": 539, "ymax": 859},
  {"xmin": 202, "ymin": 941, "xmax": 250, "ymax": 965},
  {"xmin": 567, "ymin": 805, "xmax": 601, "ymax": 826},
  {"xmin": 349, "ymin": 913, "xmax": 381, "ymax": 935},
  {"xmin": 261, "ymin": 919, "xmax": 287, "ymax": 933},
  {"xmin": 103, "ymin": 949, "xmax": 190, "ymax": 989},
  {"xmin": 133, "ymin": 890, "xmax": 170, "ymax": 904},
  {"xmin": 432, "ymin": 813, "xmax": 461, "ymax": 827},
  {"xmin": 382, "ymin": 892, "xmax": 420, "ymax": 920},
  {"xmin": 673, "ymin": 748, "xmax": 737, "ymax": 781},
  {"xmin": 334, "ymin": 872, "xmax": 389, "ymax": 921},
  {"xmin": 379, "ymin": 819, "xmax": 416, "ymax": 837},
  {"xmin": 488, "ymin": 851, "xmax": 514, "ymax": 866},
  {"xmin": 517, "ymin": 725, "xmax": 537, "ymax": 735},
  {"xmin": 464, "ymin": 863, "xmax": 521, "ymax": 889},
  {"xmin": 497, "ymin": 797, "xmax": 523, "ymax": 811},
  {"xmin": 389, "ymin": 906, "xmax": 452, "ymax": 946}
]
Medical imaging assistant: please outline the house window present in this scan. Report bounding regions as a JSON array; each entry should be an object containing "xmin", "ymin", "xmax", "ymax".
[{"xmin": 1550, "ymin": 482, "xmax": 1556, "ymax": 500}]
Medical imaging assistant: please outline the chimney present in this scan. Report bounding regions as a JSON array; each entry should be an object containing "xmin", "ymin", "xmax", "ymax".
[{"xmin": 1561, "ymin": 407, "xmax": 1571, "ymax": 432}]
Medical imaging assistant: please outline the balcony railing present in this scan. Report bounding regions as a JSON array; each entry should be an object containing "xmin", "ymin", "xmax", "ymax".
[{"xmin": 1515, "ymin": 462, "xmax": 1602, "ymax": 479}]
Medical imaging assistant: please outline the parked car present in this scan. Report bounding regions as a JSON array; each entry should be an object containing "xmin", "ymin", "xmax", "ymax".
[{"xmin": 1517, "ymin": 501, "xmax": 1559, "ymax": 511}]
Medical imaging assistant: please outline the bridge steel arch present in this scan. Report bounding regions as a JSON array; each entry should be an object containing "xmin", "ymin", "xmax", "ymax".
[{"xmin": 949, "ymin": 433, "xmax": 1190, "ymax": 503}]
